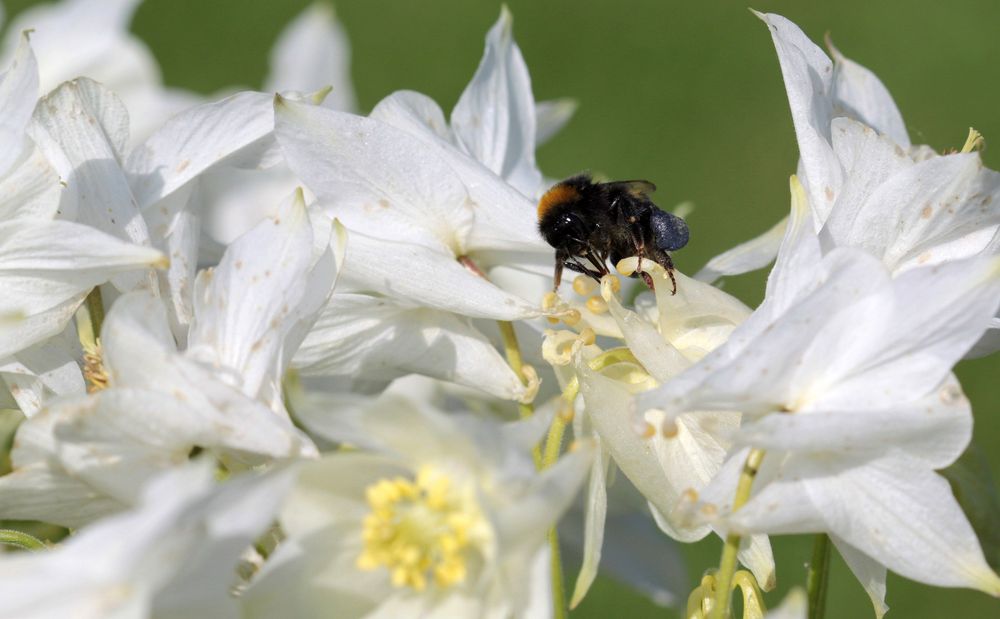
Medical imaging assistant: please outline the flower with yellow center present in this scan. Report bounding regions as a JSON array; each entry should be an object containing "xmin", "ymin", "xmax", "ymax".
[
  {"xmin": 356, "ymin": 466, "xmax": 490, "ymax": 591},
  {"xmin": 242, "ymin": 394, "xmax": 593, "ymax": 619}
]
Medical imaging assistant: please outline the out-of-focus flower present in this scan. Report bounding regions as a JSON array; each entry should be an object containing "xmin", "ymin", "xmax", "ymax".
[
  {"xmin": 640, "ymin": 180, "xmax": 1000, "ymax": 614},
  {"xmin": 0, "ymin": 192, "xmax": 330, "ymax": 527},
  {"xmin": 2, "ymin": 0, "xmax": 200, "ymax": 144},
  {"xmin": 265, "ymin": 2, "xmax": 356, "ymax": 113},
  {"xmin": 0, "ymin": 460, "xmax": 295, "ymax": 619},
  {"xmin": 242, "ymin": 394, "xmax": 593, "ymax": 619}
]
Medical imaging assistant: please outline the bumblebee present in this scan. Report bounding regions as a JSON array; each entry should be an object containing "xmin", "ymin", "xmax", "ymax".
[{"xmin": 537, "ymin": 173, "xmax": 689, "ymax": 293}]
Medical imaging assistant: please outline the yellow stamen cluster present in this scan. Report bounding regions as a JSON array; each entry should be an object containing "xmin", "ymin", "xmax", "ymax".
[
  {"xmin": 357, "ymin": 467, "xmax": 487, "ymax": 592},
  {"xmin": 82, "ymin": 342, "xmax": 109, "ymax": 393}
]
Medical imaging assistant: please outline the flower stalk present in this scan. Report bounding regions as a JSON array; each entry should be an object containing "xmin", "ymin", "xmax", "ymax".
[
  {"xmin": 807, "ymin": 534, "xmax": 831, "ymax": 619},
  {"xmin": 711, "ymin": 448, "xmax": 766, "ymax": 619},
  {"xmin": 0, "ymin": 528, "xmax": 46, "ymax": 551}
]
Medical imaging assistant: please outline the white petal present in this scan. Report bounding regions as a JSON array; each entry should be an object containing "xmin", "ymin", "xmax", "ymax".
[
  {"xmin": 831, "ymin": 535, "xmax": 889, "ymax": 619},
  {"xmin": 275, "ymin": 96, "xmax": 473, "ymax": 254},
  {"xmin": 534, "ymin": 98, "xmax": 577, "ymax": 148},
  {"xmin": 569, "ymin": 441, "xmax": 610, "ymax": 608},
  {"xmin": 827, "ymin": 37, "xmax": 909, "ymax": 147},
  {"xmin": 762, "ymin": 176, "xmax": 822, "ymax": 320},
  {"xmin": 0, "ymin": 219, "xmax": 165, "ymax": 357},
  {"xmin": 579, "ymin": 364, "xmax": 704, "ymax": 540},
  {"xmin": 0, "ymin": 32, "xmax": 39, "ymax": 177},
  {"xmin": 763, "ymin": 589, "xmax": 807, "ymax": 619},
  {"xmin": 694, "ymin": 216, "xmax": 788, "ymax": 283},
  {"xmin": 0, "ymin": 144, "xmax": 62, "ymax": 221},
  {"xmin": 0, "ymin": 331, "xmax": 84, "ymax": 417},
  {"xmin": 294, "ymin": 293, "xmax": 527, "ymax": 401},
  {"xmin": 337, "ymin": 226, "xmax": 542, "ymax": 320},
  {"xmin": 493, "ymin": 445, "xmax": 594, "ymax": 556},
  {"xmin": 810, "ymin": 455, "xmax": 1000, "ymax": 593},
  {"xmin": 265, "ymin": 3, "xmax": 356, "ymax": 113},
  {"xmin": 127, "ymin": 91, "xmax": 277, "ymax": 209},
  {"xmin": 29, "ymin": 79, "xmax": 149, "ymax": 249},
  {"xmin": 819, "ymin": 255, "xmax": 1000, "ymax": 411},
  {"xmin": 755, "ymin": 12, "xmax": 842, "ymax": 223},
  {"xmin": 144, "ymin": 183, "xmax": 198, "ymax": 336},
  {"xmin": 0, "ymin": 410, "xmax": 126, "ymax": 528},
  {"xmin": 370, "ymin": 91, "xmax": 548, "ymax": 253},
  {"xmin": 451, "ymin": 6, "xmax": 541, "ymax": 196},
  {"xmin": 0, "ymin": 460, "xmax": 294, "ymax": 619},
  {"xmin": 736, "ymin": 374, "xmax": 971, "ymax": 469},
  {"xmin": 188, "ymin": 190, "xmax": 327, "ymax": 400}
]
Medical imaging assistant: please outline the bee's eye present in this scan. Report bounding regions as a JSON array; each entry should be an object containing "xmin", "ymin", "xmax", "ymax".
[{"xmin": 650, "ymin": 209, "xmax": 690, "ymax": 251}]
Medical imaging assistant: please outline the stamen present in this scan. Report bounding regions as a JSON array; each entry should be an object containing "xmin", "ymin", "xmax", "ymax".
[
  {"xmin": 572, "ymin": 276, "xmax": 597, "ymax": 296},
  {"xmin": 961, "ymin": 127, "xmax": 985, "ymax": 153},
  {"xmin": 357, "ymin": 466, "xmax": 489, "ymax": 592}
]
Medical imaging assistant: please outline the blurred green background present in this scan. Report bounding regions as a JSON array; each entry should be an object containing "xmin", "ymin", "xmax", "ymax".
[{"xmin": 4, "ymin": 0, "xmax": 999, "ymax": 616}]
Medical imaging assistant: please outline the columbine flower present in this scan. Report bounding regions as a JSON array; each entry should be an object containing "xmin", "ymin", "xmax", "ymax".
[
  {"xmin": 639, "ymin": 180, "xmax": 1000, "ymax": 615},
  {"xmin": 275, "ymin": 94, "xmax": 552, "ymax": 401},
  {"xmin": 697, "ymin": 12, "xmax": 1000, "ymax": 287},
  {"xmin": 0, "ymin": 460, "xmax": 295, "ymax": 619},
  {"xmin": 0, "ymin": 192, "xmax": 328, "ymax": 527},
  {"xmin": 535, "ymin": 264, "xmax": 775, "ymax": 605},
  {"xmin": 241, "ymin": 394, "xmax": 593, "ymax": 618}
]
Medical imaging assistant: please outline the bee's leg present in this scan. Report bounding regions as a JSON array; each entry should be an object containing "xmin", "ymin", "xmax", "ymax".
[
  {"xmin": 566, "ymin": 258, "xmax": 605, "ymax": 282},
  {"xmin": 585, "ymin": 249, "xmax": 611, "ymax": 279},
  {"xmin": 661, "ymin": 252, "xmax": 678, "ymax": 295}
]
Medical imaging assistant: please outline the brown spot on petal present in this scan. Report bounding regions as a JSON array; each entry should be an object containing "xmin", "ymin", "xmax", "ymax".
[
  {"xmin": 921, "ymin": 205, "xmax": 933, "ymax": 219},
  {"xmin": 175, "ymin": 159, "xmax": 190, "ymax": 173},
  {"xmin": 824, "ymin": 186, "xmax": 834, "ymax": 201}
]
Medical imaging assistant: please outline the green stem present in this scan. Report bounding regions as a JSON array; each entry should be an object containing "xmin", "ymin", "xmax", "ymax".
[
  {"xmin": 84, "ymin": 286, "xmax": 105, "ymax": 340},
  {"xmin": 711, "ymin": 448, "xmax": 766, "ymax": 619},
  {"xmin": 0, "ymin": 528, "xmax": 45, "ymax": 551},
  {"xmin": 497, "ymin": 320, "xmax": 534, "ymax": 421},
  {"xmin": 550, "ymin": 528, "xmax": 567, "ymax": 619},
  {"xmin": 807, "ymin": 534, "xmax": 831, "ymax": 619}
]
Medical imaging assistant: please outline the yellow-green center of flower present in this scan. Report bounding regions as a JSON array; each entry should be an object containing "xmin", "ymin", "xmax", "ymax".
[{"xmin": 356, "ymin": 466, "xmax": 487, "ymax": 591}]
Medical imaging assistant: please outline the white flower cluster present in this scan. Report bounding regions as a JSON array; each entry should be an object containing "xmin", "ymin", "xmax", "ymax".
[{"xmin": 0, "ymin": 3, "xmax": 997, "ymax": 619}]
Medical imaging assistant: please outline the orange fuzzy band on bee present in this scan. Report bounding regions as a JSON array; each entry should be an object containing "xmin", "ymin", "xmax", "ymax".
[{"xmin": 537, "ymin": 183, "xmax": 579, "ymax": 220}]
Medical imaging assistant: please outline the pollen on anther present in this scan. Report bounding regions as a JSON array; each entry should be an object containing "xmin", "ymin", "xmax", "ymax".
[
  {"xmin": 586, "ymin": 296, "xmax": 608, "ymax": 314},
  {"xmin": 572, "ymin": 276, "xmax": 598, "ymax": 297},
  {"xmin": 561, "ymin": 309, "xmax": 581, "ymax": 326}
]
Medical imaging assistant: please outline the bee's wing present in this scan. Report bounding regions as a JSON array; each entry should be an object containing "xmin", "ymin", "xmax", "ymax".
[
  {"xmin": 650, "ymin": 208, "xmax": 689, "ymax": 251},
  {"xmin": 602, "ymin": 179, "xmax": 657, "ymax": 199}
]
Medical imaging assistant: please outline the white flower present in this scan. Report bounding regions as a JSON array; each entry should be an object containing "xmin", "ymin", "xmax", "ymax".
[
  {"xmin": 639, "ymin": 182, "xmax": 1000, "ymax": 613},
  {"xmin": 0, "ymin": 460, "xmax": 295, "ymax": 619},
  {"xmin": 557, "ymin": 265, "xmax": 775, "ymax": 595},
  {"xmin": 242, "ymin": 395, "xmax": 593, "ymax": 619},
  {"xmin": 275, "ymin": 95, "xmax": 551, "ymax": 401},
  {"xmin": 0, "ymin": 193, "xmax": 329, "ymax": 527},
  {"xmin": 697, "ymin": 12, "xmax": 1000, "ymax": 286}
]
